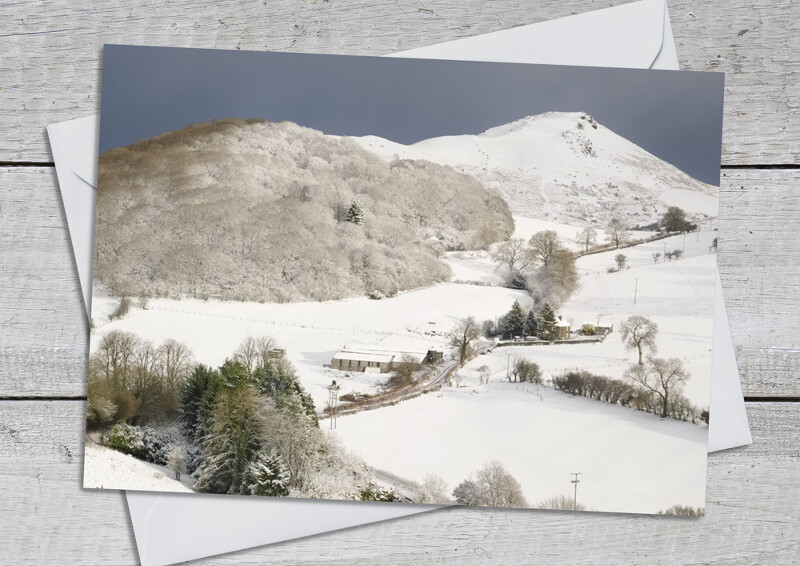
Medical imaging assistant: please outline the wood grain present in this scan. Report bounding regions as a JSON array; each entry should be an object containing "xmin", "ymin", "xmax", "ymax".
[
  {"xmin": 0, "ymin": 0, "xmax": 798, "ymax": 164},
  {"xmin": 2, "ymin": 167, "xmax": 798, "ymax": 398},
  {"xmin": 1, "ymin": 400, "xmax": 797, "ymax": 564}
]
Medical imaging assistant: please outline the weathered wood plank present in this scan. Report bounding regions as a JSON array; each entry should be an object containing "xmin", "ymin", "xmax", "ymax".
[
  {"xmin": 0, "ymin": 167, "xmax": 88, "ymax": 397},
  {"xmin": 0, "ymin": 0, "xmax": 798, "ymax": 164},
  {"xmin": 1, "ymin": 400, "xmax": 797, "ymax": 564},
  {"xmin": 718, "ymin": 169, "xmax": 800, "ymax": 397},
  {"xmin": 2, "ymin": 167, "xmax": 798, "ymax": 397}
]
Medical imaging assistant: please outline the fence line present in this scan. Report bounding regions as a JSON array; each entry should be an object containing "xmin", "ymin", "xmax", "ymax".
[{"xmin": 144, "ymin": 304, "xmax": 421, "ymax": 338}]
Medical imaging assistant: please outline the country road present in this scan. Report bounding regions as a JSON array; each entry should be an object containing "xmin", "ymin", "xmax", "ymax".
[{"xmin": 320, "ymin": 358, "xmax": 460, "ymax": 420}]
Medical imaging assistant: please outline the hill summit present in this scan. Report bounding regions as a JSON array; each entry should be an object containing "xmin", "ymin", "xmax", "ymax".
[{"xmin": 354, "ymin": 112, "xmax": 719, "ymax": 227}]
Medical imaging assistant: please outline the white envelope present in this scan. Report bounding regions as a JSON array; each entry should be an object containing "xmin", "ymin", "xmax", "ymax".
[{"xmin": 48, "ymin": 1, "xmax": 751, "ymax": 564}]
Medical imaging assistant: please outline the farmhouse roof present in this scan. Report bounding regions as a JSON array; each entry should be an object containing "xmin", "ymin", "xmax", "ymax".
[{"xmin": 332, "ymin": 351, "xmax": 395, "ymax": 364}]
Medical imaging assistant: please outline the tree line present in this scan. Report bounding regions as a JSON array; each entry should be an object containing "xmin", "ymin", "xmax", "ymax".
[
  {"xmin": 491, "ymin": 230, "xmax": 578, "ymax": 306},
  {"xmin": 88, "ymin": 331, "xmax": 398, "ymax": 500},
  {"xmin": 551, "ymin": 315, "xmax": 708, "ymax": 423}
]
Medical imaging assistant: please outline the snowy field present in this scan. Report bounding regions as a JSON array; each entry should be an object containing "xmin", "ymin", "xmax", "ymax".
[
  {"xmin": 84, "ymin": 443, "xmax": 194, "ymax": 493},
  {"xmin": 91, "ymin": 283, "xmax": 531, "ymax": 409},
  {"xmin": 89, "ymin": 220, "xmax": 715, "ymax": 511},
  {"xmin": 334, "ymin": 382, "xmax": 707, "ymax": 514}
]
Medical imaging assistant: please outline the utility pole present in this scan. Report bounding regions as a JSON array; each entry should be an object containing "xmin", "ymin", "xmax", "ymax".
[
  {"xmin": 633, "ymin": 278, "xmax": 638, "ymax": 305},
  {"xmin": 327, "ymin": 380, "xmax": 340, "ymax": 430},
  {"xmin": 506, "ymin": 353, "xmax": 511, "ymax": 381},
  {"xmin": 570, "ymin": 472, "xmax": 582, "ymax": 508}
]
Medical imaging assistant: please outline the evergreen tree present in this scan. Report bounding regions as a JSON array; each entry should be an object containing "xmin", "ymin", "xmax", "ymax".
[
  {"xmin": 498, "ymin": 300, "xmax": 526, "ymax": 339},
  {"xmin": 244, "ymin": 449, "xmax": 290, "ymax": 497},
  {"xmin": 193, "ymin": 383, "xmax": 263, "ymax": 495},
  {"xmin": 179, "ymin": 364, "xmax": 222, "ymax": 442},
  {"xmin": 218, "ymin": 359, "xmax": 252, "ymax": 388},
  {"xmin": 522, "ymin": 309, "xmax": 539, "ymax": 337},
  {"xmin": 346, "ymin": 202, "xmax": 364, "ymax": 225},
  {"xmin": 253, "ymin": 359, "xmax": 318, "ymax": 427},
  {"xmin": 538, "ymin": 302, "xmax": 558, "ymax": 336}
]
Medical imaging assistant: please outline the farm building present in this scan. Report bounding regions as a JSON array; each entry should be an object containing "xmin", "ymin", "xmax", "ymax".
[
  {"xmin": 331, "ymin": 351, "xmax": 395, "ymax": 373},
  {"xmin": 554, "ymin": 317, "xmax": 571, "ymax": 340},
  {"xmin": 330, "ymin": 343, "xmax": 441, "ymax": 373}
]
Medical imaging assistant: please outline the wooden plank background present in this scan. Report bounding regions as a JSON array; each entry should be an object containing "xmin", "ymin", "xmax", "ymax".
[{"xmin": 1, "ymin": 0, "xmax": 798, "ymax": 564}]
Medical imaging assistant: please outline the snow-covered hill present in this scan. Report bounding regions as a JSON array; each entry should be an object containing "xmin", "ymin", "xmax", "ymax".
[{"xmin": 353, "ymin": 112, "xmax": 719, "ymax": 227}]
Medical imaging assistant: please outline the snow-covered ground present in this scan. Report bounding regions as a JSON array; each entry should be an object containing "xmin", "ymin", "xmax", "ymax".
[
  {"xmin": 443, "ymin": 251, "xmax": 504, "ymax": 285},
  {"xmin": 440, "ymin": 224, "xmax": 715, "ymax": 406},
  {"xmin": 89, "ymin": 218, "xmax": 715, "ymax": 512},
  {"xmin": 333, "ymin": 381, "xmax": 707, "ymax": 514},
  {"xmin": 562, "ymin": 229, "xmax": 717, "ymax": 406},
  {"xmin": 84, "ymin": 443, "xmax": 194, "ymax": 493},
  {"xmin": 91, "ymin": 283, "xmax": 531, "ymax": 409}
]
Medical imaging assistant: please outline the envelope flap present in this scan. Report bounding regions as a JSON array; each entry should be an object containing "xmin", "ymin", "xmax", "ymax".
[
  {"xmin": 48, "ymin": 115, "xmax": 99, "ymax": 187},
  {"xmin": 395, "ymin": 0, "xmax": 666, "ymax": 69}
]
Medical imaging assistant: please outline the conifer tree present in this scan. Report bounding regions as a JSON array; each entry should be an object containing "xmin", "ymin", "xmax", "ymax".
[
  {"xmin": 193, "ymin": 383, "xmax": 263, "ymax": 495},
  {"xmin": 346, "ymin": 202, "xmax": 364, "ymax": 225},
  {"xmin": 179, "ymin": 364, "xmax": 222, "ymax": 442},
  {"xmin": 523, "ymin": 309, "xmax": 539, "ymax": 337},
  {"xmin": 538, "ymin": 302, "xmax": 558, "ymax": 336},
  {"xmin": 244, "ymin": 449, "xmax": 290, "ymax": 497},
  {"xmin": 498, "ymin": 300, "xmax": 526, "ymax": 339}
]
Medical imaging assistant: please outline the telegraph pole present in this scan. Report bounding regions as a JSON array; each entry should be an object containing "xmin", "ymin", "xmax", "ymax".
[
  {"xmin": 506, "ymin": 353, "xmax": 511, "ymax": 381},
  {"xmin": 570, "ymin": 472, "xmax": 582, "ymax": 508},
  {"xmin": 633, "ymin": 278, "xmax": 638, "ymax": 305}
]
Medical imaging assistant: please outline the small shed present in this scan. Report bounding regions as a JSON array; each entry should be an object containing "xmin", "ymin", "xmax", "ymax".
[{"xmin": 267, "ymin": 348, "xmax": 286, "ymax": 359}]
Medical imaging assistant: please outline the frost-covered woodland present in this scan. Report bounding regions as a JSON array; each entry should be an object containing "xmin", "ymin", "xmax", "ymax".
[
  {"xmin": 86, "ymin": 112, "xmax": 719, "ymax": 514},
  {"xmin": 95, "ymin": 118, "xmax": 513, "ymax": 302}
]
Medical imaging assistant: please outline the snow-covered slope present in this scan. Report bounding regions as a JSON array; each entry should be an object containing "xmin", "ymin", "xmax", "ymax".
[
  {"xmin": 353, "ymin": 112, "xmax": 719, "ymax": 227},
  {"xmin": 84, "ymin": 443, "xmax": 194, "ymax": 493},
  {"xmin": 335, "ymin": 382, "xmax": 707, "ymax": 514}
]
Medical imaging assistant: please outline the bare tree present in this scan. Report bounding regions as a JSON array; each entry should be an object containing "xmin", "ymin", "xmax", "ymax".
[
  {"xmin": 614, "ymin": 253, "xmax": 627, "ymax": 271},
  {"xmin": 157, "ymin": 338, "xmax": 194, "ymax": 393},
  {"xmin": 605, "ymin": 217, "xmax": 630, "ymax": 249},
  {"xmin": 527, "ymin": 230, "xmax": 563, "ymax": 266},
  {"xmin": 234, "ymin": 336, "xmax": 260, "ymax": 373},
  {"xmin": 415, "ymin": 474, "xmax": 452, "ymax": 504},
  {"xmin": 652, "ymin": 252, "xmax": 661, "ymax": 264},
  {"xmin": 392, "ymin": 353, "xmax": 418, "ymax": 387},
  {"xmin": 449, "ymin": 316, "xmax": 481, "ymax": 367},
  {"xmin": 575, "ymin": 226, "xmax": 597, "ymax": 253},
  {"xmin": 453, "ymin": 461, "xmax": 528, "ymax": 507},
  {"xmin": 537, "ymin": 494, "xmax": 587, "ymax": 511},
  {"xmin": 625, "ymin": 357, "xmax": 690, "ymax": 417},
  {"xmin": 660, "ymin": 206, "xmax": 688, "ymax": 233},
  {"xmin": 619, "ymin": 315, "xmax": 659, "ymax": 365},
  {"xmin": 254, "ymin": 335, "xmax": 279, "ymax": 368},
  {"xmin": 94, "ymin": 330, "xmax": 141, "ymax": 390},
  {"xmin": 491, "ymin": 238, "xmax": 530, "ymax": 274}
]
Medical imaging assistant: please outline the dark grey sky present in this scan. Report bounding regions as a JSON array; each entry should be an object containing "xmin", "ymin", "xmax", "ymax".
[{"xmin": 100, "ymin": 45, "xmax": 724, "ymax": 185}]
